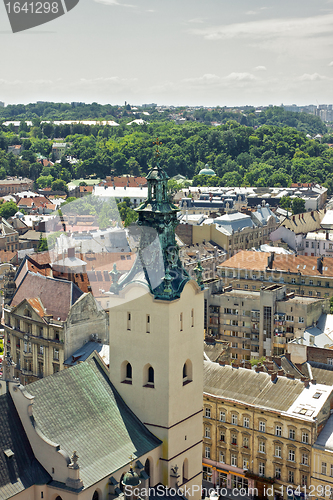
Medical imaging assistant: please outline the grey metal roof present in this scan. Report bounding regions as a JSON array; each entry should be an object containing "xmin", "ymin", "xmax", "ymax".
[
  {"xmin": 0, "ymin": 392, "xmax": 50, "ymax": 499},
  {"xmin": 204, "ymin": 361, "xmax": 305, "ymax": 411},
  {"xmin": 64, "ymin": 341, "xmax": 109, "ymax": 366},
  {"xmin": 307, "ymin": 361, "xmax": 333, "ymax": 385},
  {"xmin": 25, "ymin": 354, "xmax": 161, "ymax": 490}
]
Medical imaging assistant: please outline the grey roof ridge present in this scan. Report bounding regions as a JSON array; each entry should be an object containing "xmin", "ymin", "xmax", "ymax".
[{"xmin": 281, "ymin": 355, "xmax": 304, "ymax": 376}]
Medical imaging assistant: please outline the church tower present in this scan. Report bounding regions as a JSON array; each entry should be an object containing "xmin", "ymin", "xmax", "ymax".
[{"xmin": 108, "ymin": 141, "xmax": 203, "ymax": 499}]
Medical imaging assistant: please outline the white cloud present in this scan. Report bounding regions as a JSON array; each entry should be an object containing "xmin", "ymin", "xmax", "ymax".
[
  {"xmin": 297, "ymin": 73, "xmax": 329, "ymax": 81},
  {"xmin": 189, "ymin": 13, "xmax": 333, "ymax": 43},
  {"xmin": 254, "ymin": 66, "xmax": 267, "ymax": 71},
  {"xmin": 187, "ymin": 18, "xmax": 205, "ymax": 24},
  {"xmin": 329, "ymin": 61, "xmax": 333, "ymax": 66},
  {"xmin": 224, "ymin": 72, "xmax": 256, "ymax": 81},
  {"xmin": 93, "ymin": 0, "xmax": 134, "ymax": 7}
]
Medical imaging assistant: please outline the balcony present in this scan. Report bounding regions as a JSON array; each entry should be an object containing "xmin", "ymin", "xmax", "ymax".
[{"xmin": 273, "ymin": 337, "xmax": 286, "ymax": 345}]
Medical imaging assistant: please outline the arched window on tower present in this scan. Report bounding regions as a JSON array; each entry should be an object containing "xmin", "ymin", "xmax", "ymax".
[
  {"xmin": 55, "ymin": 496, "xmax": 63, "ymax": 500},
  {"xmin": 92, "ymin": 492, "xmax": 99, "ymax": 500},
  {"xmin": 148, "ymin": 366, "xmax": 154, "ymax": 384},
  {"xmin": 143, "ymin": 364, "xmax": 155, "ymax": 388},
  {"xmin": 121, "ymin": 361, "xmax": 132, "ymax": 384},
  {"xmin": 183, "ymin": 360, "xmax": 192, "ymax": 386}
]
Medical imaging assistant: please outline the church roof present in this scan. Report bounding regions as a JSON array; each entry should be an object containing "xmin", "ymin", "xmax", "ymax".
[
  {"xmin": 0, "ymin": 392, "xmax": 50, "ymax": 499},
  {"xmin": 24, "ymin": 354, "xmax": 162, "ymax": 490}
]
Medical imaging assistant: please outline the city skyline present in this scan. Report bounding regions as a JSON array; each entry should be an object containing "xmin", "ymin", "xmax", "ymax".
[{"xmin": 1, "ymin": 0, "xmax": 333, "ymax": 107}]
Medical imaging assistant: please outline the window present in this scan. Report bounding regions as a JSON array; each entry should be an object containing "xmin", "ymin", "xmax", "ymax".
[
  {"xmin": 243, "ymin": 436, "xmax": 249, "ymax": 448},
  {"xmin": 191, "ymin": 309, "xmax": 194, "ymax": 327},
  {"xmin": 53, "ymin": 348, "xmax": 59, "ymax": 361},
  {"xmin": 275, "ymin": 445, "xmax": 282, "ymax": 458},
  {"xmin": 126, "ymin": 362, "xmax": 132, "ymax": 381},
  {"xmin": 219, "ymin": 452, "xmax": 225, "ymax": 463},
  {"xmin": 289, "ymin": 429, "xmax": 295, "ymax": 440},
  {"xmin": 127, "ymin": 312, "xmax": 131, "ymax": 330},
  {"xmin": 259, "ymin": 462, "xmax": 265, "ymax": 477},
  {"xmin": 302, "ymin": 432, "xmax": 309, "ymax": 444},
  {"xmin": 203, "ymin": 466, "xmax": 212, "ymax": 482},
  {"xmin": 288, "ymin": 449, "xmax": 295, "ymax": 462},
  {"xmin": 220, "ymin": 430, "xmax": 225, "ymax": 442},
  {"xmin": 180, "ymin": 313, "xmax": 183, "ymax": 331},
  {"xmin": 291, "ymin": 278, "xmax": 296, "ymax": 284},
  {"xmin": 205, "ymin": 407, "xmax": 211, "ymax": 418},
  {"xmin": 275, "ymin": 425, "xmax": 282, "ymax": 436},
  {"xmin": 322, "ymin": 462, "xmax": 327, "ymax": 475},
  {"xmin": 24, "ymin": 341, "xmax": 27, "ymax": 353},
  {"xmin": 205, "ymin": 447, "xmax": 211, "ymax": 459},
  {"xmin": 331, "ymin": 464, "xmax": 333, "ymax": 477},
  {"xmin": 243, "ymin": 459, "xmax": 249, "ymax": 470},
  {"xmin": 231, "ymin": 414, "xmax": 238, "ymax": 425},
  {"xmin": 299, "ymin": 317, "xmax": 304, "ymax": 323},
  {"xmin": 39, "ymin": 345, "xmax": 44, "ymax": 355},
  {"xmin": 309, "ymin": 280, "xmax": 313, "ymax": 285},
  {"xmin": 220, "ymin": 411, "xmax": 226, "ymax": 422},
  {"xmin": 286, "ymin": 315, "xmax": 293, "ymax": 322},
  {"xmin": 205, "ymin": 426, "xmax": 211, "ymax": 439},
  {"xmin": 301, "ymin": 453, "xmax": 308, "ymax": 466},
  {"xmin": 243, "ymin": 416, "xmax": 249, "ymax": 428},
  {"xmin": 259, "ymin": 421, "xmax": 266, "ymax": 433},
  {"xmin": 231, "ymin": 454, "xmax": 237, "ymax": 467},
  {"xmin": 259, "ymin": 441, "xmax": 265, "ymax": 453},
  {"xmin": 231, "ymin": 434, "xmax": 237, "ymax": 445},
  {"xmin": 301, "ymin": 475, "xmax": 308, "ymax": 487},
  {"xmin": 275, "ymin": 467, "xmax": 281, "ymax": 480},
  {"xmin": 148, "ymin": 366, "xmax": 154, "ymax": 384},
  {"xmin": 146, "ymin": 315, "xmax": 150, "ymax": 333},
  {"xmin": 288, "ymin": 471, "xmax": 294, "ymax": 484}
]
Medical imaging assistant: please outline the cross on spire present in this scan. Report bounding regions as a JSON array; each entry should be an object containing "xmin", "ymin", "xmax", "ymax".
[{"xmin": 153, "ymin": 137, "xmax": 162, "ymax": 158}]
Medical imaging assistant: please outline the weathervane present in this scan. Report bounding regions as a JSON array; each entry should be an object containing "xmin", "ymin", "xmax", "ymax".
[{"xmin": 153, "ymin": 137, "xmax": 162, "ymax": 158}]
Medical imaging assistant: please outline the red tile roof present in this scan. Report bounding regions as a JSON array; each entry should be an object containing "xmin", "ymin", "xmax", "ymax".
[{"xmin": 12, "ymin": 272, "xmax": 83, "ymax": 321}]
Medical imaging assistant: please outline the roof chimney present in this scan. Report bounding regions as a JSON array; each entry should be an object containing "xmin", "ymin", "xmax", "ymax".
[
  {"xmin": 271, "ymin": 372, "xmax": 278, "ymax": 383},
  {"xmin": 317, "ymin": 256, "xmax": 323, "ymax": 273}
]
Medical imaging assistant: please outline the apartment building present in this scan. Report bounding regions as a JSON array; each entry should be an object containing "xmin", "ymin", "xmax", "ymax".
[
  {"xmin": 205, "ymin": 284, "xmax": 328, "ymax": 358},
  {"xmin": 218, "ymin": 251, "xmax": 333, "ymax": 299},
  {"xmin": 192, "ymin": 206, "xmax": 279, "ymax": 258},
  {"xmin": 3, "ymin": 271, "xmax": 108, "ymax": 384},
  {"xmin": 203, "ymin": 361, "xmax": 333, "ymax": 500}
]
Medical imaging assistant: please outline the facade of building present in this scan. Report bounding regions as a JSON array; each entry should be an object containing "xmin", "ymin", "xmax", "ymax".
[
  {"xmin": 192, "ymin": 207, "xmax": 279, "ymax": 259},
  {"xmin": 205, "ymin": 284, "xmax": 329, "ymax": 358},
  {"xmin": 3, "ymin": 272, "xmax": 108, "ymax": 384},
  {"xmin": 203, "ymin": 361, "xmax": 333, "ymax": 500},
  {"xmin": 0, "ymin": 177, "xmax": 34, "ymax": 194}
]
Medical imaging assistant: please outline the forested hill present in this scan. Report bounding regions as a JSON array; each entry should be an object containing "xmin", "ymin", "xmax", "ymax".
[
  {"xmin": 0, "ymin": 102, "xmax": 327, "ymax": 136},
  {"xmin": 1, "ymin": 117, "xmax": 333, "ymax": 194}
]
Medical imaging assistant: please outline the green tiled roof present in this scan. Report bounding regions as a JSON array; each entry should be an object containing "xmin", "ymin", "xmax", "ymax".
[{"xmin": 25, "ymin": 355, "xmax": 161, "ymax": 490}]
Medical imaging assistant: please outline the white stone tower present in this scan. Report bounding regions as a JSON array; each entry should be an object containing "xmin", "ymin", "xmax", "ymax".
[{"xmin": 108, "ymin": 143, "xmax": 203, "ymax": 499}]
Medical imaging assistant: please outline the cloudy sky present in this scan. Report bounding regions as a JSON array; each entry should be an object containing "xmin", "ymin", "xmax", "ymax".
[{"xmin": 1, "ymin": 0, "xmax": 333, "ymax": 107}]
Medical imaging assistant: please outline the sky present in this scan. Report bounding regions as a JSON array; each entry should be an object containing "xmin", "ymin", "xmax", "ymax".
[{"xmin": 1, "ymin": 0, "xmax": 333, "ymax": 107}]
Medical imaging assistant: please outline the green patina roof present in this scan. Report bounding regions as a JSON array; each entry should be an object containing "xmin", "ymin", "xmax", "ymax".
[
  {"xmin": 199, "ymin": 168, "xmax": 216, "ymax": 176},
  {"xmin": 24, "ymin": 354, "xmax": 162, "ymax": 490}
]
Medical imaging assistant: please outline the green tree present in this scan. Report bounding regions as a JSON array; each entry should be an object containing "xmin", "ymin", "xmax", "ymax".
[
  {"xmin": 51, "ymin": 179, "xmax": 68, "ymax": 193},
  {"xmin": 37, "ymin": 233, "xmax": 48, "ymax": 252},
  {"xmin": 292, "ymin": 197, "xmax": 305, "ymax": 214},
  {"xmin": 0, "ymin": 201, "xmax": 18, "ymax": 218}
]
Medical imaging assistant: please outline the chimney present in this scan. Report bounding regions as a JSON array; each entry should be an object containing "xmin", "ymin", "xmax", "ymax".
[
  {"xmin": 255, "ymin": 365, "xmax": 264, "ymax": 373},
  {"xmin": 271, "ymin": 372, "xmax": 278, "ymax": 383},
  {"xmin": 304, "ymin": 380, "xmax": 310, "ymax": 388},
  {"xmin": 243, "ymin": 361, "xmax": 252, "ymax": 369},
  {"xmin": 278, "ymin": 369, "xmax": 284, "ymax": 376},
  {"xmin": 317, "ymin": 257, "xmax": 323, "ymax": 273},
  {"xmin": 273, "ymin": 356, "xmax": 282, "ymax": 367},
  {"xmin": 286, "ymin": 373, "xmax": 295, "ymax": 379},
  {"xmin": 311, "ymin": 379, "xmax": 316, "ymax": 385},
  {"xmin": 267, "ymin": 252, "xmax": 275, "ymax": 269},
  {"xmin": 284, "ymin": 352, "xmax": 291, "ymax": 361}
]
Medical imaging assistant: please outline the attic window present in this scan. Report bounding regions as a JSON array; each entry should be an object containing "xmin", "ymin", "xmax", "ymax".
[
  {"xmin": 303, "ymin": 265, "xmax": 306, "ymax": 269},
  {"xmin": 4, "ymin": 449, "xmax": 14, "ymax": 459},
  {"xmin": 313, "ymin": 392, "xmax": 322, "ymax": 399},
  {"xmin": 298, "ymin": 408, "xmax": 307, "ymax": 415}
]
